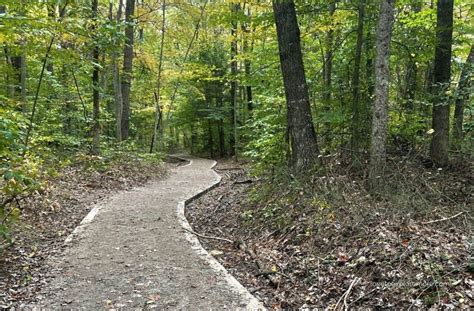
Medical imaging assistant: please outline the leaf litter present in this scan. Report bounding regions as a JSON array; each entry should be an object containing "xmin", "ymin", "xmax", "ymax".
[{"xmin": 186, "ymin": 157, "xmax": 473, "ymax": 309}]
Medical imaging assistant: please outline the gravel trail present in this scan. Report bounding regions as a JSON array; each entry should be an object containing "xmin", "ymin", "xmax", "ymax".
[{"xmin": 26, "ymin": 157, "xmax": 262, "ymax": 310}]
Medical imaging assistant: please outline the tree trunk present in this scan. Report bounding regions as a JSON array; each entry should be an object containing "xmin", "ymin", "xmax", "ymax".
[
  {"xmin": 150, "ymin": 0, "xmax": 166, "ymax": 153},
  {"xmin": 229, "ymin": 3, "xmax": 239, "ymax": 158},
  {"xmin": 365, "ymin": 22, "xmax": 374, "ymax": 104},
  {"xmin": 242, "ymin": 6, "xmax": 254, "ymax": 117},
  {"xmin": 350, "ymin": 0, "xmax": 365, "ymax": 155},
  {"xmin": 403, "ymin": 3, "xmax": 421, "ymax": 113},
  {"xmin": 46, "ymin": 1, "xmax": 55, "ymax": 74},
  {"xmin": 91, "ymin": 0, "xmax": 101, "ymax": 155},
  {"xmin": 218, "ymin": 96, "xmax": 225, "ymax": 158},
  {"xmin": 273, "ymin": 0, "xmax": 321, "ymax": 170},
  {"xmin": 430, "ymin": 0, "xmax": 454, "ymax": 166},
  {"xmin": 191, "ymin": 124, "xmax": 196, "ymax": 155},
  {"xmin": 121, "ymin": 0, "xmax": 135, "ymax": 140},
  {"xmin": 369, "ymin": 0, "xmax": 396, "ymax": 189},
  {"xmin": 453, "ymin": 45, "xmax": 473, "ymax": 143},
  {"xmin": 112, "ymin": 0, "xmax": 124, "ymax": 141},
  {"xmin": 323, "ymin": 1, "xmax": 336, "ymax": 103}
]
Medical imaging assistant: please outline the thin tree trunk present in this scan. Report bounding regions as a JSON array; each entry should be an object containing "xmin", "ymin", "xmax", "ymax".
[
  {"xmin": 19, "ymin": 52, "xmax": 26, "ymax": 111},
  {"xmin": 403, "ymin": 2, "xmax": 421, "ymax": 113},
  {"xmin": 369, "ymin": 0, "xmax": 396, "ymax": 190},
  {"xmin": 323, "ymin": 1, "xmax": 336, "ymax": 103},
  {"xmin": 218, "ymin": 96, "xmax": 225, "ymax": 157},
  {"xmin": 121, "ymin": 0, "xmax": 135, "ymax": 140},
  {"xmin": 71, "ymin": 69, "xmax": 88, "ymax": 121},
  {"xmin": 24, "ymin": 1, "xmax": 68, "ymax": 151},
  {"xmin": 150, "ymin": 0, "xmax": 166, "ymax": 153},
  {"xmin": 272, "ymin": 0, "xmax": 321, "ymax": 170},
  {"xmin": 110, "ymin": 0, "xmax": 123, "ymax": 141},
  {"xmin": 46, "ymin": 1, "xmax": 56, "ymax": 74},
  {"xmin": 430, "ymin": 0, "xmax": 454, "ymax": 166},
  {"xmin": 229, "ymin": 3, "xmax": 239, "ymax": 158},
  {"xmin": 452, "ymin": 45, "xmax": 473, "ymax": 143},
  {"xmin": 91, "ymin": 0, "xmax": 101, "ymax": 155},
  {"xmin": 365, "ymin": 23, "xmax": 374, "ymax": 104},
  {"xmin": 191, "ymin": 124, "xmax": 196, "ymax": 155},
  {"xmin": 242, "ymin": 5, "xmax": 254, "ymax": 117},
  {"xmin": 350, "ymin": 0, "xmax": 365, "ymax": 155}
]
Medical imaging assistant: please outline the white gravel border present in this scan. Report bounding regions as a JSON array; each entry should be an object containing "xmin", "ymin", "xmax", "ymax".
[{"xmin": 175, "ymin": 158, "xmax": 266, "ymax": 311}]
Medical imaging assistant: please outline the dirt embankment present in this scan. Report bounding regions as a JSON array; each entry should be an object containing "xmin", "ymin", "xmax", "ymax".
[{"xmin": 187, "ymin": 159, "xmax": 472, "ymax": 309}]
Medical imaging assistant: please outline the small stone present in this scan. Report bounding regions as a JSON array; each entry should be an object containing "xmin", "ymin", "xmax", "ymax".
[{"xmin": 210, "ymin": 249, "xmax": 224, "ymax": 257}]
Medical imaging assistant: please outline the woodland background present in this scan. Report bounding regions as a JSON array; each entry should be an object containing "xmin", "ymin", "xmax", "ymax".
[{"xmin": 0, "ymin": 0, "xmax": 472, "ymax": 308}]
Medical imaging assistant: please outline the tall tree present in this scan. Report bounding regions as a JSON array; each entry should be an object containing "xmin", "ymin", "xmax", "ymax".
[
  {"xmin": 121, "ymin": 0, "xmax": 136, "ymax": 140},
  {"xmin": 430, "ymin": 0, "xmax": 454, "ymax": 166},
  {"xmin": 242, "ymin": 5, "xmax": 254, "ymax": 117},
  {"xmin": 272, "ymin": 0, "xmax": 320, "ymax": 170},
  {"xmin": 150, "ymin": 0, "xmax": 166, "ymax": 153},
  {"xmin": 229, "ymin": 3, "xmax": 240, "ymax": 157},
  {"xmin": 91, "ymin": 0, "xmax": 101, "ymax": 155},
  {"xmin": 350, "ymin": 0, "xmax": 365, "ymax": 156},
  {"xmin": 323, "ymin": 1, "xmax": 337, "ymax": 103},
  {"xmin": 111, "ymin": 0, "xmax": 124, "ymax": 141},
  {"xmin": 369, "ymin": 0, "xmax": 396, "ymax": 189},
  {"xmin": 453, "ymin": 45, "xmax": 474, "ymax": 143}
]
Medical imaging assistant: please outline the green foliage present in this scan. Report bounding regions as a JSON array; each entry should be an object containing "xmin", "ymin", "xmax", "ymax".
[{"xmin": 243, "ymin": 103, "xmax": 287, "ymax": 174}]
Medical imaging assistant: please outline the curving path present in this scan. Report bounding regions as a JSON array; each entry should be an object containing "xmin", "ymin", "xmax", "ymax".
[{"xmin": 29, "ymin": 156, "xmax": 264, "ymax": 310}]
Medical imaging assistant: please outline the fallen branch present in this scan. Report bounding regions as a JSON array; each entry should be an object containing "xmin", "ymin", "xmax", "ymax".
[
  {"xmin": 421, "ymin": 211, "xmax": 465, "ymax": 225},
  {"xmin": 182, "ymin": 227, "xmax": 234, "ymax": 244},
  {"xmin": 335, "ymin": 277, "xmax": 360, "ymax": 311},
  {"xmin": 240, "ymin": 242, "xmax": 281, "ymax": 287},
  {"xmin": 233, "ymin": 179, "xmax": 253, "ymax": 185}
]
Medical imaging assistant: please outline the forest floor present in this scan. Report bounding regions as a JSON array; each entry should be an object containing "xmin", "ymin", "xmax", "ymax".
[
  {"xmin": 1, "ymin": 156, "xmax": 262, "ymax": 309},
  {"xmin": 0, "ymin": 153, "xmax": 168, "ymax": 308},
  {"xmin": 187, "ymin": 156, "xmax": 473, "ymax": 309}
]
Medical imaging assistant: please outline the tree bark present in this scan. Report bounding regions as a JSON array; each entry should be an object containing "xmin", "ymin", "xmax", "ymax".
[
  {"xmin": 150, "ymin": 0, "xmax": 166, "ymax": 153},
  {"xmin": 46, "ymin": 1, "xmax": 56, "ymax": 74},
  {"xmin": 121, "ymin": 0, "xmax": 135, "ymax": 140},
  {"xmin": 453, "ymin": 45, "xmax": 473, "ymax": 143},
  {"xmin": 229, "ymin": 3, "xmax": 239, "ymax": 158},
  {"xmin": 91, "ymin": 0, "xmax": 101, "ymax": 155},
  {"xmin": 429, "ymin": 0, "xmax": 454, "ymax": 166},
  {"xmin": 323, "ymin": 1, "xmax": 336, "ymax": 103},
  {"xmin": 350, "ymin": 0, "xmax": 365, "ymax": 155},
  {"xmin": 242, "ymin": 6, "xmax": 254, "ymax": 117},
  {"xmin": 273, "ymin": 0, "xmax": 321, "ymax": 170},
  {"xmin": 218, "ymin": 95, "xmax": 225, "ymax": 157},
  {"xmin": 112, "ymin": 0, "xmax": 124, "ymax": 141},
  {"xmin": 369, "ymin": 0, "xmax": 396, "ymax": 189}
]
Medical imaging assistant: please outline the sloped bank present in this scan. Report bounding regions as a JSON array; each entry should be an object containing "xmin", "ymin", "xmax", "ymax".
[{"xmin": 186, "ymin": 160, "xmax": 472, "ymax": 309}]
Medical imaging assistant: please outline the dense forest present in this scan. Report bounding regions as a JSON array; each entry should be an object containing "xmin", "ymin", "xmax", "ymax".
[{"xmin": 0, "ymin": 0, "xmax": 472, "ymax": 308}]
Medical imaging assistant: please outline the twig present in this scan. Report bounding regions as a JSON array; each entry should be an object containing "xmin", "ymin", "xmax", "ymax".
[
  {"xmin": 233, "ymin": 179, "xmax": 253, "ymax": 185},
  {"xmin": 421, "ymin": 211, "xmax": 464, "ymax": 225},
  {"xmin": 335, "ymin": 277, "xmax": 360, "ymax": 311},
  {"xmin": 182, "ymin": 227, "xmax": 233, "ymax": 244}
]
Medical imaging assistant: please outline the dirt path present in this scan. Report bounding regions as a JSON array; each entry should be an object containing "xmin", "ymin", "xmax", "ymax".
[{"xmin": 25, "ymin": 157, "xmax": 263, "ymax": 310}]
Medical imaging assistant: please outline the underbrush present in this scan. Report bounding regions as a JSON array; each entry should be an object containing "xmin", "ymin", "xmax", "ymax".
[
  {"xmin": 188, "ymin": 154, "xmax": 472, "ymax": 309},
  {"xmin": 240, "ymin": 153, "xmax": 472, "ymax": 308},
  {"xmin": 0, "ymin": 142, "xmax": 165, "ymax": 252}
]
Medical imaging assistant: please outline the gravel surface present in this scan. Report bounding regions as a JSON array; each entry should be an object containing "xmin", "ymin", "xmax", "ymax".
[{"xmin": 20, "ymin": 157, "xmax": 261, "ymax": 310}]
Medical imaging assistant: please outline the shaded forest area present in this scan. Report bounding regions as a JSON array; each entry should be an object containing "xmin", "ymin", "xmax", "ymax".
[{"xmin": 0, "ymin": 0, "xmax": 472, "ymax": 308}]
